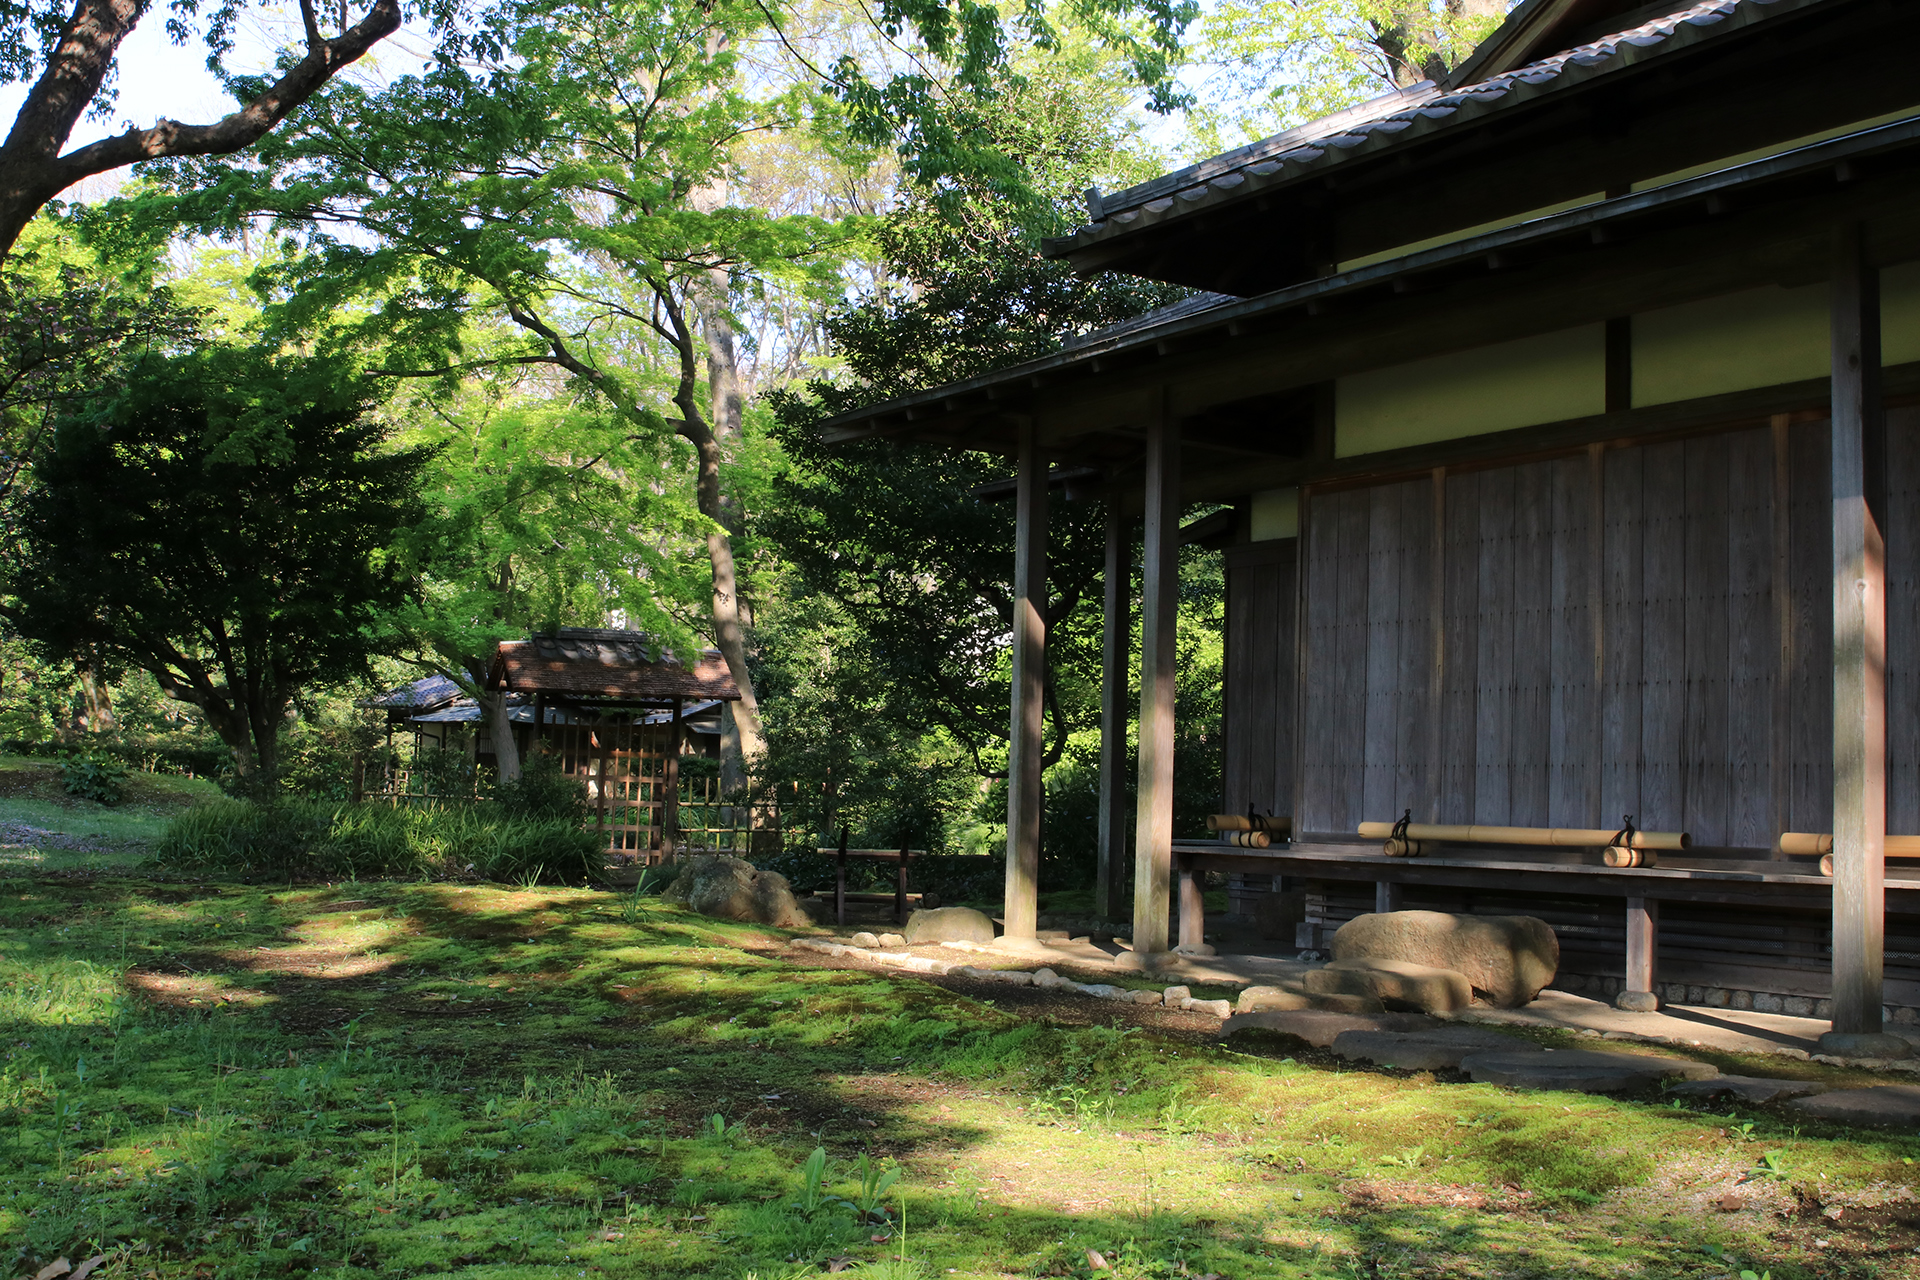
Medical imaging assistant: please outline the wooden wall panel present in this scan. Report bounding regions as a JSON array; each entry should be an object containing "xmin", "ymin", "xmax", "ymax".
[
  {"xmin": 1788, "ymin": 419, "xmax": 1834, "ymax": 834},
  {"xmin": 1601, "ymin": 446, "xmax": 1646, "ymax": 827},
  {"xmin": 1888, "ymin": 408, "xmax": 1920, "ymax": 837},
  {"xmin": 1394, "ymin": 478, "xmax": 1435, "ymax": 817},
  {"xmin": 1223, "ymin": 542, "xmax": 1297, "ymax": 819},
  {"xmin": 1363, "ymin": 485, "xmax": 1404, "ymax": 823},
  {"xmin": 1683, "ymin": 437, "xmax": 1733, "ymax": 846},
  {"xmin": 1548, "ymin": 455, "xmax": 1596, "ymax": 827},
  {"xmin": 1640, "ymin": 440, "xmax": 1688, "ymax": 834},
  {"xmin": 1439, "ymin": 471, "xmax": 1482, "ymax": 823},
  {"xmin": 1474, "ymin": 468, "xmax": 1519, "ymax": 825},
  {"xmin": 1727, "ymin": 427, "xmax": 1775, "ymax": 849},
  {"xmin": 1286, "ymin": 416, "xmax": 1857, "ymax": 848},
  {"xmin": 1511, "ymin": 463, "xmax": 1554, "ymax": 827}
]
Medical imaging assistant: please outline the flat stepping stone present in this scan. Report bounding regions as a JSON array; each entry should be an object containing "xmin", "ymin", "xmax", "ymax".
[
  {"xmin": 1670, "ymin": 1075, "xmax": 1831, "ymax": 1104},
  {"xmin": 1789, "ymin": 1085, "xmax": 1920, "ymax": 1127},
  {"xmin": 1460, "ymin": 1048, "xmax": 1718, "ymax": 1093},
  {"xmin": 1331, "ymin": 1025, "xmax": 1534, "ymax": 1071},
  {"xmin": 1220, "ymin": 1009, "xmax": 1434, "ymax": 1048}
]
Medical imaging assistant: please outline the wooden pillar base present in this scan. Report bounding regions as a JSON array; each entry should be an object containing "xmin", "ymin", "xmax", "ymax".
[
  {"xmin": 895, "ymin": 846, "xmax": 910, "ymax": 926},
  {"xmin": 1374, "ymin": 882, "xmax": 1401, "ymax": 914},
  {"xmin": 1177, "ymin": 858, "xmax": 1212, "ymax": 955},
  {"xmin": 1616, "ymin": 896, "xmax": 1659, "ymax": 1012}
]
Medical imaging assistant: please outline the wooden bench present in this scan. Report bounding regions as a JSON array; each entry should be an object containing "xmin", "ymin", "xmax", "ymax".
[{"xmin": 815, "ymin": 831, "xmax": 996, "ymax": 926}]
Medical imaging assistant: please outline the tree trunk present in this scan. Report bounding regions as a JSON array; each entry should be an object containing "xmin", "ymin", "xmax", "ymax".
[
  {"xmin": 687, "ymin": 274, "xmax": 767, "ymax": 775},
  {"xmin": 480, "ymin": 689, "xmax": 523, "ymax": 782},
  {"xmin": 74, "ymin": 654, "xmax": 114, "ymax": 733}
]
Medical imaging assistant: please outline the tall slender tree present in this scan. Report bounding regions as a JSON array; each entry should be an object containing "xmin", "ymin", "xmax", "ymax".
[{"xmin": 111, "ymin": 0, "xmax": 1196, "ymax": 780}]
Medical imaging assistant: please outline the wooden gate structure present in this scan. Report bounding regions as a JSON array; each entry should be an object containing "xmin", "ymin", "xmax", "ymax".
[
  {"xmin": 489, "ymin": 629, "xmax": 742, "ymax": 865},
  {"xmin": 818, "ymin": 0, "xmax": 1920, "ymax": 1052}
]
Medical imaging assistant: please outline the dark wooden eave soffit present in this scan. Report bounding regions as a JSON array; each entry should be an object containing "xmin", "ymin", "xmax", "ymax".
[{"xmin": 816, "ymin": 114, "xmax": 1920, "ymax": 456}]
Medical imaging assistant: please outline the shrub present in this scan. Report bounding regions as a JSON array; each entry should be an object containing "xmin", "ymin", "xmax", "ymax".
[
  {"xmin": 495, "ymin": 750, "xmax": 590, "ymax": 824},
  {"xmin": 156, "ymin": 798, "xmax": 603, "ymax": 882},
  {"xmin": 60, "ymin": 751, "xmax": 129, "ymax": 805}
]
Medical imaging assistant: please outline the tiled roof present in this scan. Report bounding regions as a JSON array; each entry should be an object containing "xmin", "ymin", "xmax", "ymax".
[
  {"xmin": 1062, "ymin": 291, "xmax": 1236, "ymax": 349},
  {"xmin": 363, "ymin": 673, "xmax": 465, "ymax": 711},
  {"xmin": 486, "ymin": 630, "xmax": 740, "ymax": 702},
  {"xmin": 1045, "ymin": 0, "xmax": 1808, "ymax": 261}
]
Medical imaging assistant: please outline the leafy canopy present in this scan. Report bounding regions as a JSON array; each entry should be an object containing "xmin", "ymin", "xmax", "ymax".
[{"xmin": 8, "ymin": 346, "xmax": 431, "ymax": 781}]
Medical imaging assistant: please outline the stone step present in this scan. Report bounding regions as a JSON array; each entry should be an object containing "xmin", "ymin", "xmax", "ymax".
[
  {"xmin": 1789, "ymin": 1084, "xmax": 1920, "ymax": 1126},
  {"xmin": 1460, "ymin": 1048, "xmax": 1719, "ymax": 1093},
  {"xmin": 1331, "ymin": 1025, "xmax": 1534, "ymax": 1071},
  {"xmin": 1669, "ymin": 1075, "xmax": 1830, "ymax": 1104},
  {"xmin": 1220, "ymin": 1009, "xmax": 1437, "ymax": 1048}
]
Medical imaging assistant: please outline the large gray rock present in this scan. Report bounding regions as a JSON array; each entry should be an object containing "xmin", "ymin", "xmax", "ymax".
[
  {"xmin": 1789, "ymin": 1085, "xmax": 1920, "ymax": 1127},
  {"xmin": 1219, "ymin": 1009, "xmax": 1435, "ymax": 1048},
  {"xmin": 1331, "ymin": 1025, "xmax": 1532, "ymax": 1071},
  {"xmin": 1304, "ymin": 958, "xmax": 1473, "ymax": 1014},
  {"xmin": 660, "ymin": 855, "xmax": 809, "ymax": 928},
  {"xmin": 903, "ymin": 906, "xmax": 997, "ymax": 945},
  {"xmin": 1460, "ymin": 1048, "xmax": 1717, "ymax": 1092},
  {"xmin": 1333, "ymin": 910, "xmax": 1559, "ymax": 1008}
]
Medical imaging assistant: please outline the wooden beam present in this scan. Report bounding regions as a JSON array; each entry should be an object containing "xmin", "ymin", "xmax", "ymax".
[
  {"xmin": 1002, "ymin": 419, "xmax": 1049, "ymax": 945},
  {"xmin": 1826, "ymin": 222, "xmax": 1895, "ymax": 1049},
  {"xmin": 1127, "ymin": 396, "xmax": 1180, "ymax": 964},
  {"xmin": 1619, "ymin": 896, "xmax": 1658, "ymax": 1012},
  {"xmin": 1097, "ymin": 500, "xmax": 1133, "ymax": 921},
  {"xmin": 1375, "ymin": 882, "xmax": 1402, "ymax": 914}
]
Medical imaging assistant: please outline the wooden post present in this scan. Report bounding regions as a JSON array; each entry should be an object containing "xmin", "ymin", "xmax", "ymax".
[
  {"xmin": 896, "ymin": 843, "xmax": 910, "ymax": 926},
  {"xmin": 663, "ymin": 698, "xmax": 683, "ymax": 855},
  {"xmin": 1618, "ymin": 896, "xmax": 1659, "ymax": 1011},
  {"xmin": 1826, "ymin": 223, "xmax": 1899, "ymax": 1053},
  {"xmin": 835, "ymin": 826, "xmax": 849, "ymax": 927},
  {"xmin": 1374, "ymin": 882, "xmax": 1401, "ymax": 914},
  {"xmin": 1097, "ymin": 499, "xmax": 1132, "ymax": 922},
  {"xmin": 1002, "ymin": 419, "xmax": 1049, "ymax": 947},
  {"xmin": 595, "ymin": 726, "xmax": 609, "ymax": 836},
  {"xmin": 1128, "ymin": 396, "xmax": 1179, "ymax": 965},
  {"xmin": 1176, "ymin": 856, "xmax": 1207, "ymax": 953}
]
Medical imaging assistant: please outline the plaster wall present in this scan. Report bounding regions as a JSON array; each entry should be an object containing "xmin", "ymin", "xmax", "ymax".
[
  {"xmin": 1333, "ymin": 324, "xmax": 1605, "ymax": 457},
  {"xmin": 1634, "ymin": 261, "xmax": 1920, "ymax": 406},
  {"xmin": 1248, "ymin": 487, "xmax": 1299, "ymax": 541}
]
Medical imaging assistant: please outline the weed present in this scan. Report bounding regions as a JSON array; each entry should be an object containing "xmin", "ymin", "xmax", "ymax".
[
  {"xmin": 60, "ymin": 752, "xmax": 129, "ymax": 805},
  {"xmin": 792, "ymin": 1146, "xmax": 830, "ymax": 1214},
  {"xmin": 849, "ymin": 1152, "xmax": 901, "ymax": 1224},
  {"xmin": 1379, "ymin": 1145, "xmax": 1425, "ymax": 1169},
  {"xmin": 1753, "ymin": 1150, "xmax": 1791, "ymax": 1179}
]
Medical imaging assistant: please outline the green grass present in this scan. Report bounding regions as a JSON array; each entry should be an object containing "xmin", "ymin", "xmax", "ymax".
[
  {"xmin": 0, "ymin": 753, "xmax": 224, "ymax": 870},
  {"xmin": 3, "ymin": 874, "xmax": 1918, "ymax": 1279}
]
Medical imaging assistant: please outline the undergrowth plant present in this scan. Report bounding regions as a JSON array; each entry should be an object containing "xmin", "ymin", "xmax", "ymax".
[{"xmin": 155, "ymin": 799, "xmax": 601, "ymax": 882}]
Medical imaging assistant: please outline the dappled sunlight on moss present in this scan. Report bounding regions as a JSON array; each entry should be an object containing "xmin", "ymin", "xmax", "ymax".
[{"xmin": 4, "ymin": 876, "xmax": 1920, "ymax": 1277}]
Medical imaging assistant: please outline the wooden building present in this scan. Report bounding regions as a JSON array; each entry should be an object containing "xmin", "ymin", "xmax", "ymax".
[
  {"xmin": 486, "ymin": 629, "xmax": 740, "ymax": 859},
  {"xmin": 819, "ymin": 0, "xmax": 1920, "ymax": 1050}
]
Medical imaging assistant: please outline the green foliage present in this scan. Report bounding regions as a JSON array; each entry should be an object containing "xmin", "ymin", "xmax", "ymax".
[
  {"xmin": 494, "ymin": 750, "xmax": 590, "ymax": 824},
  {"xmin": 793, "ymin": 1146, "xmax": 830, "ymax": 1214},
  {"xmin": 1188, "ymin": 0, "xmax": 1512, "ymax": 147},
  {"xmin": 8, "ymin": 346, "xmax": 431, "ymax": 783},
  {"xmin": 154, "ymin": 799, "xmax": 602, "ymax": 882},
  {"xmin": 58, "ymin": 752, "xmax": 128, "ymax": 805}
]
